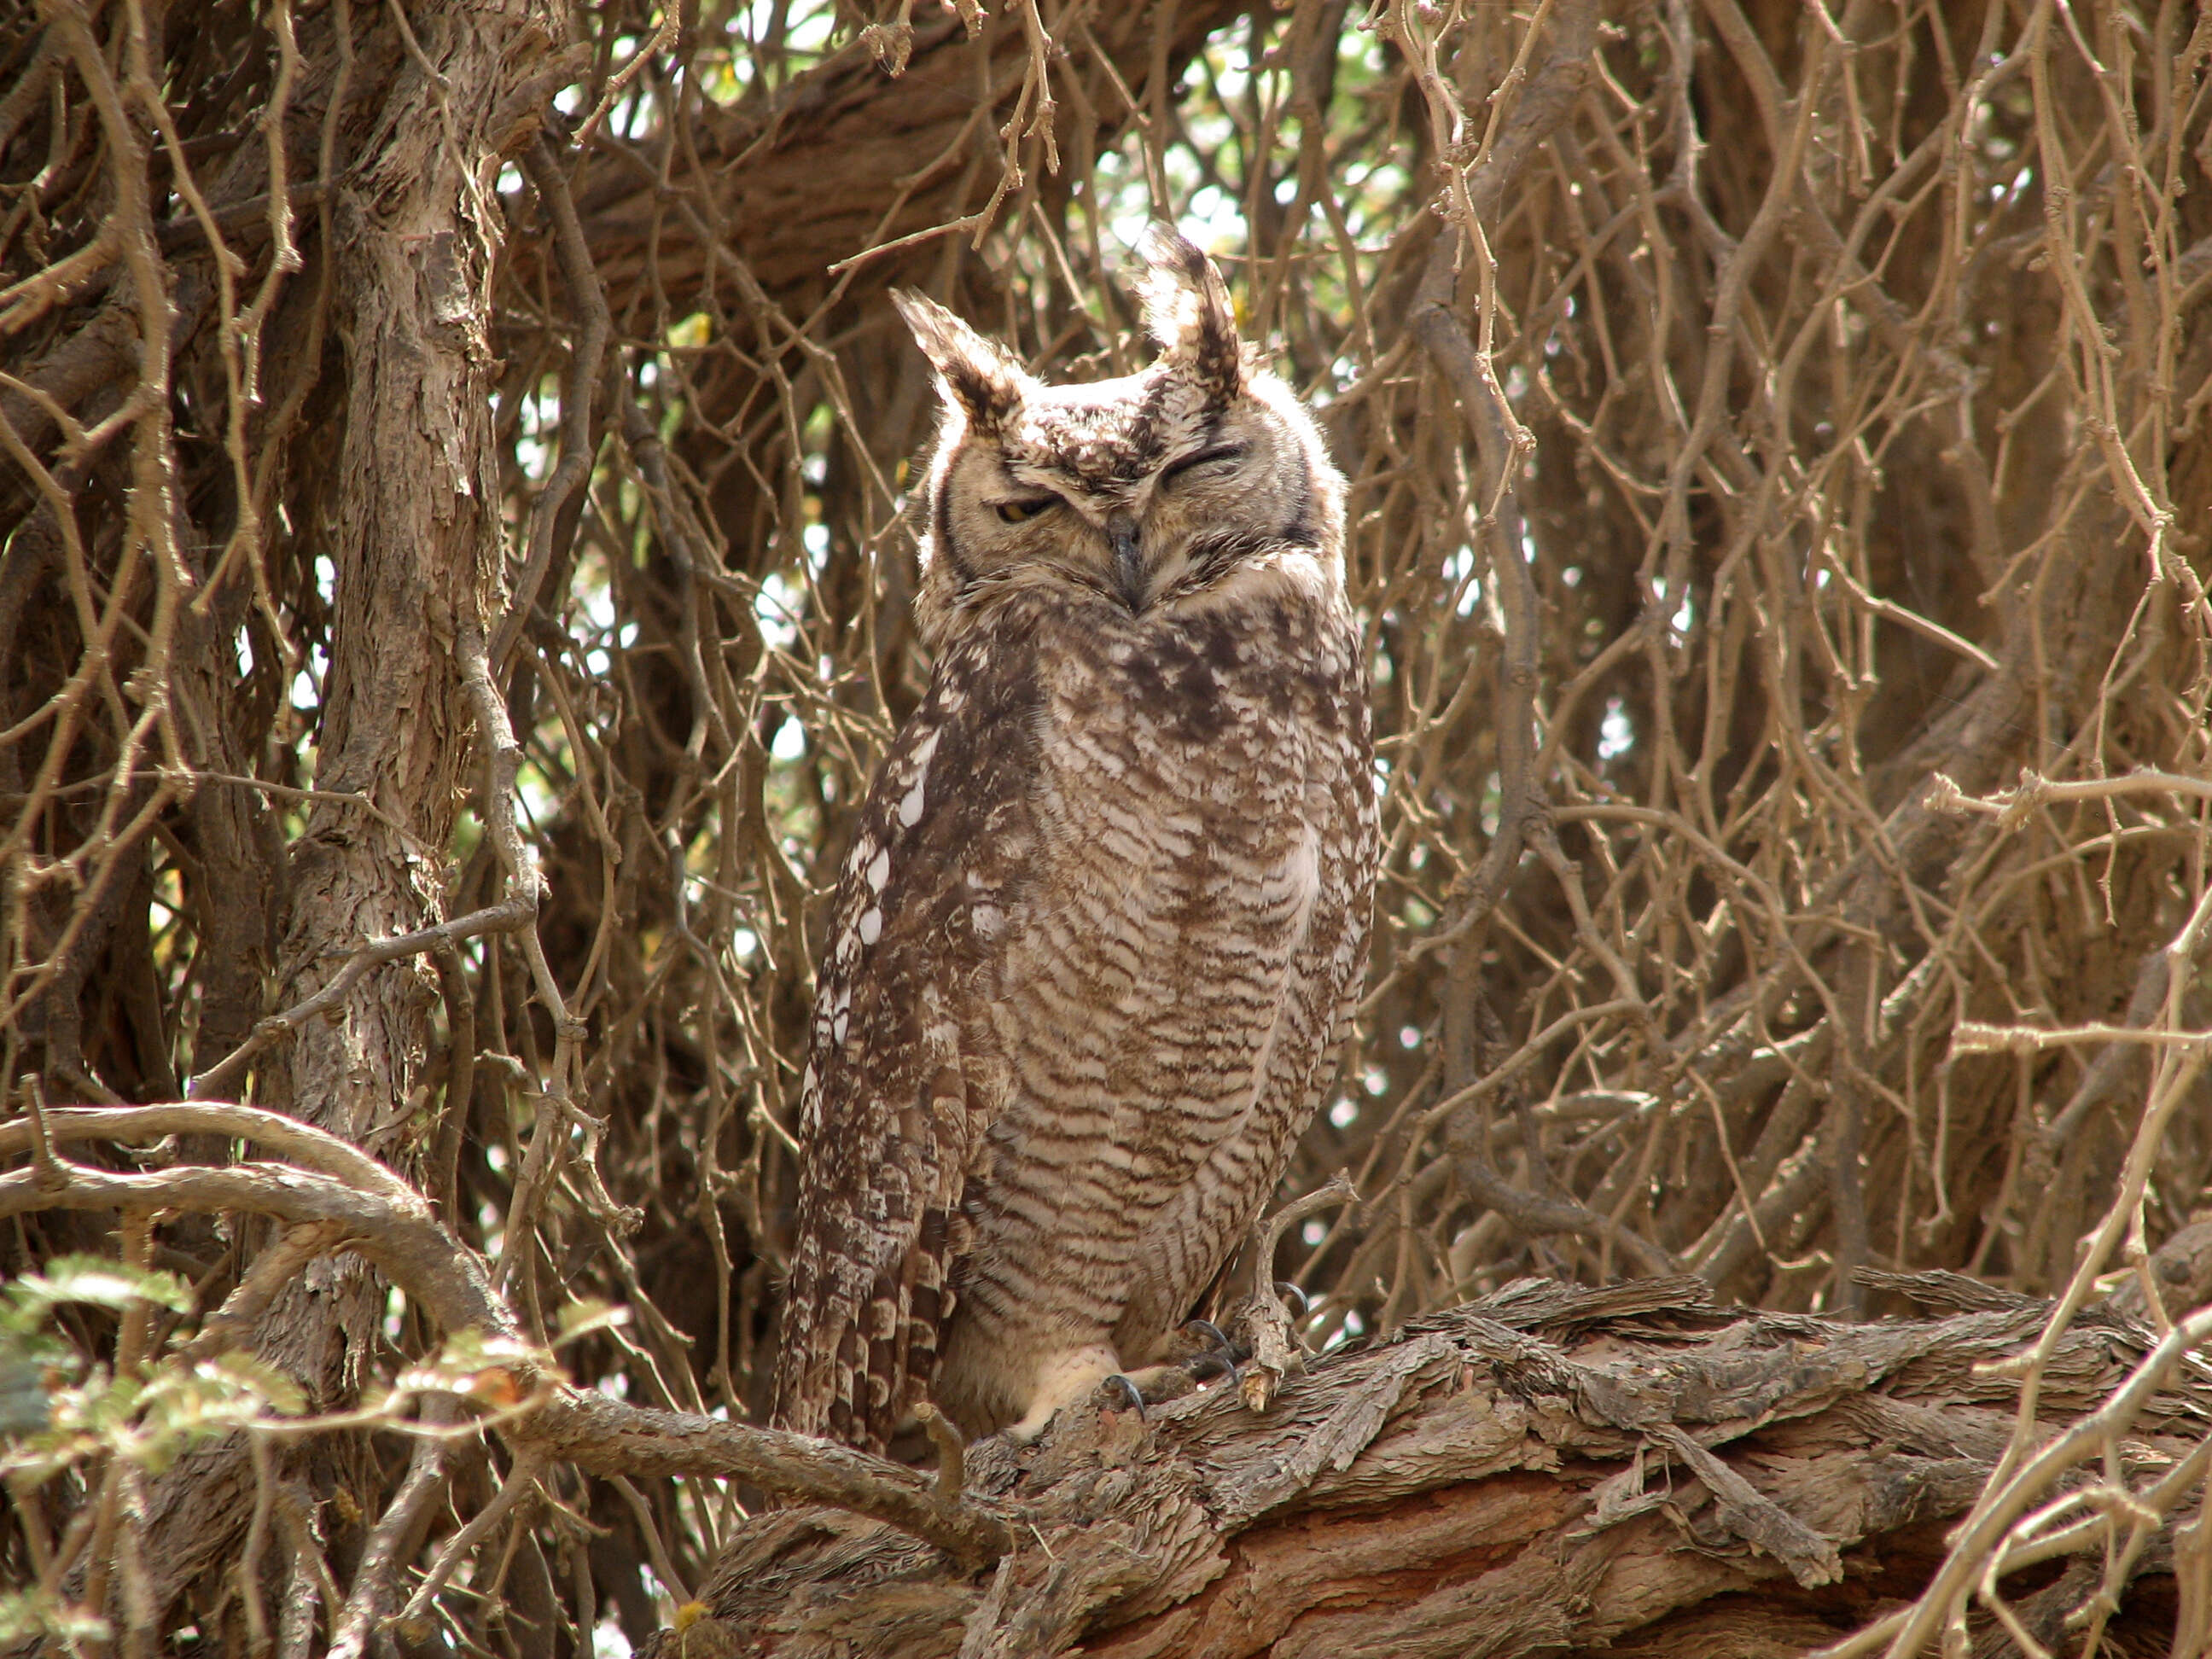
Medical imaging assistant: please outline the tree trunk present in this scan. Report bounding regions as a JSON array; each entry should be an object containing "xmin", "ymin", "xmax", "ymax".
[
  {"xmin": 120, "ymin": 0, "xmax": 562, "ymax": 1619},
  {"xmin": 5, "ymin": 3, "xmax": 2209, "ymax": 1653}
]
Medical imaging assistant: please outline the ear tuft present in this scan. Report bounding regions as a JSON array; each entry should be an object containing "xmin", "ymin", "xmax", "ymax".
[
  {"xmin": 1134, "ymin": 224, "xmax": 1243, "ymax": 407},
  {"xmin": 891, "ymin": 289, "xmax": 1027, "ymax": 434}
]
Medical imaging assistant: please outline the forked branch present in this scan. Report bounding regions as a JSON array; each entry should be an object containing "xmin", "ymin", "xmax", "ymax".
[{"xmin": 0, "ymin": 1100, "xmax": 1016, "ymax": 1568}]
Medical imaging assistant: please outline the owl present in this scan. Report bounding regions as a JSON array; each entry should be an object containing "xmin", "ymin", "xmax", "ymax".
[{"xmin": 770, "ymin": 229, "xmax": 1377, "ymax": 1454}]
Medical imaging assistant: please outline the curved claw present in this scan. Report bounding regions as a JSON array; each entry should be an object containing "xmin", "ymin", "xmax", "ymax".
[
  {"xmin": 1273, "ymin": 1280, "xmax": 1313, "ymax": 1319},
  {"xmin": 1185, "ymin": 1349, "xmax": 1238, "ymax": 1385},
  {"xmin": 1180, "ymin": 1317, "xmax": 1245, "ymax": 1385},
  {"xmin": 1183, "ymin": 1318, "xmax": 1232, "ymax": 1352},
  {"xmin": 1100, "ymin": 1373, "xmax": 1147, "ymax": 1420}
]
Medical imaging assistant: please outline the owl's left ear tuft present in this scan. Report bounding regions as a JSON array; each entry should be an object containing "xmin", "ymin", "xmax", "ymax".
[
  {"xmin": 1135, "ymin": 224, "xmax": 1244, "ymax": 408},
  {"xmin": 892, "ymin": 289, "xmax": 1028, "ymax": 436}
]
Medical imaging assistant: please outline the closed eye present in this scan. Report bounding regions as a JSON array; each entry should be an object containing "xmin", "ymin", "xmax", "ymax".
[
  {"xmin": 1162, "ymin": 443, "xmax": 1248, "ymax": 483},
  {"xmin": 994, "ymin": 496, "xmax": 1059, "ymax": 524}
]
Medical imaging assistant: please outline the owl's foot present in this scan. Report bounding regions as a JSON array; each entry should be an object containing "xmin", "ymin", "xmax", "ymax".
[
  {"xmin": 1096, "ymin": 1372, "xmax": 1148, "ymax": 1419},
  {"xmin": 1098, "ymin": 1324, "xmax": 1252, "ymax": 1416},
  {"xmin": 1003, "ymin": 1344, "xmax": 1126, "ymax": 1442},
  {"xmin": 1176, "ymin": 1318, "xmax": 1249, "ymax": 1388},
  {"xmin": 1001, "ymin": 1328, "xmax": 1254, "ymax": 1445},
  {"xmin": 1080, "ymin": 1365, "xmax": 1181, "ymax": 1423}
]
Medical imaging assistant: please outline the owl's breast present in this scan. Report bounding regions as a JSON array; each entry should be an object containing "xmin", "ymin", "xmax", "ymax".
[
  {"xmin": 1045, "ymin": 571, "xmax": 1359, "ymax": 777},
  {"xmin": 989, "ymin": 575, "xmax": 1368, "ymax": 1068}
]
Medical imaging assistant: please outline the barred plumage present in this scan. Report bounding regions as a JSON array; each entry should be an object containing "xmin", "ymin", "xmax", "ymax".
[{"xmin": 771, "ymin": 229, "xmax": 1377, "ymax": 1452}]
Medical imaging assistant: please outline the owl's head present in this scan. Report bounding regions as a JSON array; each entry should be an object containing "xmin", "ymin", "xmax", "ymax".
[{"xmin": 893, "ymin": 227, "xmax": 1344, "ymax": 647}]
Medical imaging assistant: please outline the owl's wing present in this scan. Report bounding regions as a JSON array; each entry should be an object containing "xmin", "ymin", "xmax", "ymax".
[{"xmin": 770, "ymin": 639, "xmax": 1038, "ymax": 1453}]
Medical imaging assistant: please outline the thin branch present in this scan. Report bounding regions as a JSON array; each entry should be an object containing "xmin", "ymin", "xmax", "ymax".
[{"xmin": 0, "ymin": 1104, "xmax": 1017, "ymax": 1566}]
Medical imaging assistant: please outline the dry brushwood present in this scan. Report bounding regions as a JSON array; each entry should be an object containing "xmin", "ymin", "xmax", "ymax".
[
  {"xmin": 4, "ymin": 0, "xmax": 2212, "ymax": 1653},
  {"xmin": 0, "ymin": 1102, "xmax": 1018, "ymax": 1569},
  {"xmin": 641, "ymin": 1274, "xmax": 2212, "ymax": 1659}
]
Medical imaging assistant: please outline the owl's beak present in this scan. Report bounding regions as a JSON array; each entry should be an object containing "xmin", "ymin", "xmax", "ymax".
[{"xmin": 1108, "ymin": 513, "xmax": 1145, "ymax": 611}]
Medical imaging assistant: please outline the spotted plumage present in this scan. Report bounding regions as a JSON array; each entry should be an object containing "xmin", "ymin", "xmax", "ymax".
[{"xmin": 771, "ymin": 228, "xmax": 1377, "ymax": 1452}]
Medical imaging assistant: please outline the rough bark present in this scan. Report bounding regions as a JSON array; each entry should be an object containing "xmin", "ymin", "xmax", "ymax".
[
  {"xmin": 5, "ymin": 2, "xmax": 2210, "ymax": 1652},
  {"xmin": 111, "ymin": 0, "xmax": 566, "ymax": 1619},
  {"xmin": 648, "ymin": 1276, "xmax": 2204, "ymax": 1658}
]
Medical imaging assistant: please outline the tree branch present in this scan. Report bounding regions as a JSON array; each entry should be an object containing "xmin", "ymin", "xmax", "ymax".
[
  {"xmin": 639, "ymin": 1273, "xmax": 2204, "ymax": 1657},
  {"xmin": 0, "ymin": 1103, "xmax": 1014, "ymax": 1567}
]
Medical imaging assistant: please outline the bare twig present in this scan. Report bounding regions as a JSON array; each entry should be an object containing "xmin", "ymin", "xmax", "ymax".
[{"xmin": 0, "ymin": 1102, "xmax": 1017, "ymax": 1565}]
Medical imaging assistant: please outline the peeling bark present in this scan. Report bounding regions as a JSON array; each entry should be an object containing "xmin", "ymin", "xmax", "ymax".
[
  {"xmin": 651, "ymin": 1278, "xmax": 2204, "ymax": 1658},
  {"xmin": 119, "ymin": 0, "xmax": 565, "ymax": 1615}
]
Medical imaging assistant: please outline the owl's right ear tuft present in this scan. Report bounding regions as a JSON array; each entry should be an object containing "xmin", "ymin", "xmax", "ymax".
[{"xmin": 892, "ymin": 289, "xmax": 1027, "ymax": 436}]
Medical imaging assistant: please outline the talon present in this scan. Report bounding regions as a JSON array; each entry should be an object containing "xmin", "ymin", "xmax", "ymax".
[
  {"xmin": 1186, "ymin": 1349, "xmax": 1238, "ymax": 1385},
  {"xmin": 1273, "ymin": 1281, "xmax": 1312, "ymax": 1319},
  {"xmin": 1182, "ymin": 1318, "xmax": 1232, "ymax": 1352},
  {"xmin": 1180, "ymin": 1318, "xmax": 1245, "ymax": 1385},
  {"xmin": 1100, "ymin": 1373, "xmax": 1147, "ymax": 1419}
]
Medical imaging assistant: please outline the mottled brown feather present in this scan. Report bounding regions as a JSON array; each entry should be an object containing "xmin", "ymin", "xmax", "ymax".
[{"xmin": 771, "ymin": 230, "xmax": 1377, "ymax": 1453}]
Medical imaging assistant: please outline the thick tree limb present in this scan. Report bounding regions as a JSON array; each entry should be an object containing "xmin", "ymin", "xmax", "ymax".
[
  {"xmin": 35, "ymin": 1103, "xmax": 2199, "ymax": 1651},
  {"xmin": 640, "ymin": 1276, "xmax": 2208, "ymax": 1658},
  {"xmin": 544, "ymin": 0, "xmax": 1250, "ymax": 322}
]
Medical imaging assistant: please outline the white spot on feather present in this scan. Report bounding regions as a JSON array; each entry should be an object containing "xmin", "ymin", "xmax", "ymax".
[
  {"xmin": 833, "ymin": 1011, "xmax": 849, "ymax": 1045},
  {"xmin": 858, "ymin": 907, "xmax": 882, "ymax": 945},
  {"xmin": 867, "ymin": 848, "xmax": 891, "ymax": 889},
  {"xmin": 896, "ymin": 727, "xmax": 941, "ymax": 826},
  {"xmin": 1286, "ymin": 824, "xmax": 1322, "ymax": 935}
]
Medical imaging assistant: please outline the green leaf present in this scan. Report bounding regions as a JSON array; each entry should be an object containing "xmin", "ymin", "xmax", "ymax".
[
  {"xmin": 205, "ymin": 1351, "xmax": 307, "ymax": 1417},
  {"xmin": 4, "ymin": 1256, "xmax": 191, "ymax": 1328}
]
